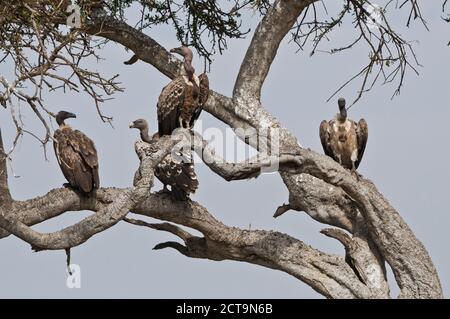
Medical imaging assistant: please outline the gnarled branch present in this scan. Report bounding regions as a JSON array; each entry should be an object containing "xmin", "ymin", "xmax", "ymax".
[{"xmin": 0, "ymin": 135, "xmax": 176, "ymax": 251}]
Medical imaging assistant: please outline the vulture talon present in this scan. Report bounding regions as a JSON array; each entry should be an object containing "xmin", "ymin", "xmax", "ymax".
[{"xmin": 351, "ymin": 169, "xmax": 362, "ymax": 181}]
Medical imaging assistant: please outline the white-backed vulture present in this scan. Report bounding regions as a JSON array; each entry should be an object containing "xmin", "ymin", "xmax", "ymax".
[
  {"xmin": 129, "ymin": 119, "xmax": 198, "ymax": 200},
  {"xmin": 157, "ymin": 46, "xmax": 209, "ymax": 136},
  {"xmin": 319, "ymin": 98, "xmax": 368, "ymax": 171},
  {"xmin": 53, "ymin": 111, "xmax": 99, "ymax": 194}
]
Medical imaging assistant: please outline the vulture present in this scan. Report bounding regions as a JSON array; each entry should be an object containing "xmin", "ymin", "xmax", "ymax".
[
  {"xmin": 129, "ymin": 119, "xmax": 198, "ymax": 200},
  {"xmin": 319, "ymin": 98, "xmax": 368, "ymax": 172},
  {"xmin": 157, "ymin": 46, "xmax": 210, "ymax": 136},
  {"xmin": 53, "ymin": 111, "xmax": 99, "ymax": 194}
]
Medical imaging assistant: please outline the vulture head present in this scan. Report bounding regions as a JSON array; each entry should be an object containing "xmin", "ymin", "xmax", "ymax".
[
  {"xmin": 129, "ymin": 118, "xmax": 148, "ymax": 130},
  {"xmin": 170, "ymin": 46, "xmax": 195, "ymax": 80},
  {"xmin": 56, "ymin": 110, "xmax": 76, "ymax": 126},
  {"xmin": 129, "ymin": 118, "xmax": 152, "ymax": 143},
  {"xmin": 337, "ymin": 97, "xmax": 347, "ymax": 120}
]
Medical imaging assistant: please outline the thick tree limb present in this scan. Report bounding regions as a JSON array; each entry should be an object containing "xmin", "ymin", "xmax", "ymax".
[
  {"xmin": 351, "ymin": 215, "xmax": 389, "ymax": 294},
  {"xmin": 279, "ymin": 173, "xmax": 356, "ymax": 232},
  {"xmin": 233, "ymin": 0, "xmax": 316, "ymax": 105},
  {"xmin": 123, "ymin": 218, "xmax": 193, "ymax": 242},
  {"xmin": 190, "ymin": 131, "xmax": 300, "ymax": 181},
  {"xmin": 321, "ymin": 227, "xmax": 389, "ymax": 295},
  {"xmin": 83, "ymin": 16, "xmax": 181, "ymax": 80},
  {"xmin": 0, "ymin": 129, "xmax": 12, "ymax": 204},
  {"xmin": 0, "ymin": 188, "xmax": 135, "ymax": 251}
]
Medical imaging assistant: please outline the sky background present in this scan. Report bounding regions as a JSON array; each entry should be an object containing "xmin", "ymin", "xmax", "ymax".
[{"xmin": 0, "ymin": 1, "xmax": 449, "ymax": 298}]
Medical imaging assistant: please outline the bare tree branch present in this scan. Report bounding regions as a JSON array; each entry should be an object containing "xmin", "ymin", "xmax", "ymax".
[
  {"xmin": 124, "ymin": 218, "xmax": 194, "ymax": 242},
  {"xmin": 290, "ymin": 0, "xmax": 424, "ymax": 105},
  {"xmin": 84, "ymin": 16, "xmax": 182, "ymax": 80}
]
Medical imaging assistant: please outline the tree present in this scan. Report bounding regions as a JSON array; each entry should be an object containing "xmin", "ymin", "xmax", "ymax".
[{"xmin": 0, "ymin": 0, "xmax": 446, "ymax": 298}]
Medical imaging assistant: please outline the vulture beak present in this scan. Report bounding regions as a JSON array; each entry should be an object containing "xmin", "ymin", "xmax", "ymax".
[
  {"xmin": 67, "ymin": 112, "xmax": 77, "ymax": 119},
  {"xmin": 129, "ymin": 122, "xmax": 135, "ymax": 129}
]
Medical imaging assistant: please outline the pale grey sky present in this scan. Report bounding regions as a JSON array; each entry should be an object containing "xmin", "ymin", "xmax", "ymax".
[{"xmin": 0, "ymin": 1, "xmax": 449, "ymax": 298}]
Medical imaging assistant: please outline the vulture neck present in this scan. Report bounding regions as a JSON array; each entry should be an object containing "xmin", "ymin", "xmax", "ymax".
[
  {"xmin": 183, "ymin": 55, "xmax": 195, "ymax": 81},
  {"xmin": 140, "ymin": 127, "xmax": 152, "ymax": 143},
  {"xmin": 338, "ymin": 107, "xmax": 347, "ymax": 122},
  {"xmin": 56, "ymin": 118, "xmax": 65, "ymax": 127},
  {"xmin": 57, "ymin": 121, "xmax": 69, "ymax": 128}
]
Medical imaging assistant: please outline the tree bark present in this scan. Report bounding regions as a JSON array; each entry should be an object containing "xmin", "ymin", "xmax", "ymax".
[{"xmin": 0, "ymin": 129, "xmax": 12, "ymax": 205}]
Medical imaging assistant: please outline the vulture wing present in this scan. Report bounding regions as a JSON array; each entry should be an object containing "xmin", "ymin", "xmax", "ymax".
[
  {"xmin": 72, "ymin": 130, "xmax": 99, "ymax": 189},
  {"xmin": 355, "ymin": 118, "xmax": 368, "ymax": 169},
  {"xmin": 54, "ymin": 130, "xmax": 77, "ymax": 189},
  {"xmin": 54, "ymin": 127, "xmax": 99, "ymax": 193},
  {"xmin": 189, "ymin": 73, "xmax": 209, "ymax": 127},
  {"xmin": 319, "ymin": 120, "xmax": 335, "ymax": 160},
  {"xmin": 198, "ymin": 73, "xmax": 210, "ymax": 106},
  {"xmin": 155, "ymin": 154, "xmax": 198, "ymax": 201},
  {"xmin": 157, "ymin": 77, "xmax": 185, "ymax": 136}
]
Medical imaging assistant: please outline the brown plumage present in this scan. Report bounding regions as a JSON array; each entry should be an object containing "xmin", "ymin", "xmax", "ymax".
[
  {"xmin": 319, "ymin": 98, "xmax": 368, "ymax": 171},
  {"xmin": 157, "ymin": 46, "xmax": 209, "ymax": 136},
  {"xmin": 155, "ymin": 155, "xmax": 198, "ymax": 201},
  {"xmin": 129, "ymin": 119, "xmax": 198, "ymax": 200},
  {"xmin": 53, "ymin": 111, "xmax": 99, "ymax": 194},
  {"xmin": 190, "ymin": 72, "xmax": 209, "ymax": 127}
]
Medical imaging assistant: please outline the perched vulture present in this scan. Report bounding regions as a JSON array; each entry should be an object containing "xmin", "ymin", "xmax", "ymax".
[
  {"xmin": 157, "ymin": 46, "xmax": 210, "ymax": 136},
  {"xmin": 53, "ymin": 111, "xmax": 100, "ymax": 194},
  {"xmin": 129, "ymin": 119, "xmax": 198, "ymax": 200},
  {"xmin": 319, "ymin": 98, "xmax": 368, "ymax": 171}
]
